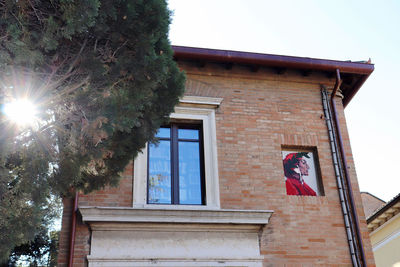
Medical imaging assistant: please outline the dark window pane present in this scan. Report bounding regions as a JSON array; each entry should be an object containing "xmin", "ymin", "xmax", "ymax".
[
  {"xmin": 178, "ymin": 141, "xmax": 202, "ymax": 204},
  {"xmin": 178, "ymin": 129, "xmax": 199, "ymax": 140},
  {"xmin": 155, "ymin": 127, "xmax": 170, "ymax": 138},
  {"xmin": 148, "ymin": 141, "xmax": 171, "ymax": 204}
]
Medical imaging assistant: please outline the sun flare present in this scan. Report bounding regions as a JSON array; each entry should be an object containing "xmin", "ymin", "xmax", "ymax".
[{"xmin": 3, "ymin": 99, "xmax": 38, "ymax": 126}]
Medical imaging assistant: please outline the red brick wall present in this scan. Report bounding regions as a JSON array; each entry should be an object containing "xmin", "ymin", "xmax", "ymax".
[
  {"xmin": 58, "ymin": 62, "xmax": 375, "ymax": 266},
  {"xmin": 57, "ymin": 165, "xmax": 133, "ymax": 266},
  {"xmin": 58, "ymin": 197, "xmax": 73, "ymax": 267},
  {"xmin": 78, "ymin": 162, "xmax": 133, "ymax": 207},
  {"xmin": 183, "ymin": 62, "xmax": 375, "ymax": 266}
]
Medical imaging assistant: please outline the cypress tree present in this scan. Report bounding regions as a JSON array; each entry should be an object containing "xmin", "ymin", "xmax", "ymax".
[{"xmin": 0, "ymin": 0, "xmax": 185, "ymax": 261}]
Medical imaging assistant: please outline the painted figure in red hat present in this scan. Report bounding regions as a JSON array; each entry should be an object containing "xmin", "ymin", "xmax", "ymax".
[{"xmin": 283, "ymin": 152, "xmax": 316, "ymax": 196}]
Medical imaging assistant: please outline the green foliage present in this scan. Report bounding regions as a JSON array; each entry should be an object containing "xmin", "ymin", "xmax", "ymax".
[
  {"xmin": 6, "ymin": 228, "xmax": 59, "ymax": 267},
  {"xmin": 0, "ymin": 0, "xmax": 185, "ymax": 261}
]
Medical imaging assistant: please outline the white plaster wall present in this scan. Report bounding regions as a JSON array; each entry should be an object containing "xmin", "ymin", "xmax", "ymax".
[
  {"xmin": 87, "ymin": 228, "xmax": 263, "ymax": 266},
  {"xmin": 80, "ymin": 204, "xmax": 272, "ymax": 267},
  {"xmin": 91, "ymin": 230, "xmax": 260, "ymax": 259}
]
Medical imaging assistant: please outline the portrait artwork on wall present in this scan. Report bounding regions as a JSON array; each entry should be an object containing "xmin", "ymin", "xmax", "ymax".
[{"xmin": 282, "ymin": 148, "xmax": 323, "ymax": 196}]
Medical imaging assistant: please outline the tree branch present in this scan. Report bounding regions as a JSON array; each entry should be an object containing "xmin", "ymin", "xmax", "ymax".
[{"xmin": 66, "ymin": 38, "xmax": 88, "ymax": 74}]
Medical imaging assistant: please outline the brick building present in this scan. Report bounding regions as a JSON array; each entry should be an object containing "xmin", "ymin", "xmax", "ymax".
[
  {"xmin": 361, "ymin": 192, "xmax": 385, "ymax": 219},
  {"xmin": 58, "ymin": 46, "xmax": 375, "ymax": 266}
]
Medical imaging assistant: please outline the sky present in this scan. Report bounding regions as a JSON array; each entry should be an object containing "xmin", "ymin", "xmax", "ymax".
[{"xmin": 168, "ymin": 0, "xmax": 400, "ymax": 202}]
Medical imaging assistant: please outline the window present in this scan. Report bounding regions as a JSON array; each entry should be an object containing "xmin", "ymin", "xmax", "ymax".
[
  {"xmin": 148, "ymin": 124, "xmax": 205, "ymax": 205},
  {"xmin": 133, "ymin": 96, "xmax": 222, "ymax": 209}
]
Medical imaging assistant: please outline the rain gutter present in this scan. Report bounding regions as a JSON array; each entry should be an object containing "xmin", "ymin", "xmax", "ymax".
[
  {"xmin": 330, "ymin": 69, "xmax": 367, "ymax": 266},
  {"xmin": 68, "ymin": 192, "xmax": 79, "ymax": 267}
]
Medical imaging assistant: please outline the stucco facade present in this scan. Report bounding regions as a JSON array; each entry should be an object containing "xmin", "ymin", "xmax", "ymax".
[
  {"xmin": 370, "ymin": 214, "xmax": 400, "ymax": 267},
  {"xmin": 58, "ymin": 47, "xmax": 375, "ymax": 266},
  {"xmin": 365, "ymin": 193, "xmax": 400, "ymax": 267}
]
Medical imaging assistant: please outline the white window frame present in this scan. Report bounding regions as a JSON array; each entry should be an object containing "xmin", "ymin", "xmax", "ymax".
[{"xmin": 133, "ymin": 96, "xmax": 222, "ymax": 209}]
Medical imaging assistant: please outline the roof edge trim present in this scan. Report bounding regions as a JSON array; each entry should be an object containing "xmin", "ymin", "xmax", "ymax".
[{"xmin": 172, "ymin": 46, "xmax": 374, "ymax": 75}]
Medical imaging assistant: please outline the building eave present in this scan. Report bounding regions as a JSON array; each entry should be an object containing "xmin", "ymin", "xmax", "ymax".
[
  {"xmin": 172, "ymin": 46, "xmax": 374, "ymax": 107},
  {"xmin": 367, "ymin": 193, "xmax": 400, "ymax": 232}
]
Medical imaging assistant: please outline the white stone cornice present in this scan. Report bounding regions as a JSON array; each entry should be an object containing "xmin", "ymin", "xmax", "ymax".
[
  {"xmin": 179, "ymin": 96, "xmax": 223, "ymax": 107},
  {"xmin": 88, "ymin": 223, "xmax": 264, "ymax": 232},
  {"xmin": 79, "ymin": 206, "xmax": 273, "ymax": 226},
  {"xmin": 82, "ymin": 207, "xmax": 272, "ymax": 266}
]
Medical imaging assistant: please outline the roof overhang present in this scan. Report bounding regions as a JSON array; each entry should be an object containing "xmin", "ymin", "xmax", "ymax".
[
  {"xmin": 367, "ymin": 193, "xmax": 400, "ymax": 232},
  {"xmin": 172, "ymin": 46, "xmax": 374, "ymax": 107}
]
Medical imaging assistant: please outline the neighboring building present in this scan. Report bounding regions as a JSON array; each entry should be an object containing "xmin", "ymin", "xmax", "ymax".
[
  {"xmin": 58, "ymin": 46, "xmax": 376, "ymax": 266},
  {"xmin": 364, "ymin": 193, "xmax": 400, "ymax": 267},
  {"xmin": 361, "ymin": 192, "xmax": 385, "ymax": 218}
]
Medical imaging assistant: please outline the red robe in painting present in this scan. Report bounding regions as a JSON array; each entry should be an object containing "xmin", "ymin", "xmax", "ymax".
[{"xmin": 286, "ymin": 177, "xmax": 316, "ymax": 196}]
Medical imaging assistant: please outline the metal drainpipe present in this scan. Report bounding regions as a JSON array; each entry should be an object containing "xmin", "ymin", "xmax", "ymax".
[
  {"xmin": 322, "ymin": 88, "xmax": 359, "ymax": 266},
  {"xmin": 68, "ymin": 191, "xmax": 79, "ymax": 267},
  {"xmin": 329, "ymin": 69, "xmax": 367, "ymax": 266}
]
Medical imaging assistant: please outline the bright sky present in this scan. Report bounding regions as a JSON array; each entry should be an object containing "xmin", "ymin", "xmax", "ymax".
[{"xmin": 168, "ymin": 0, "xmax": 400, "ymax": 202}]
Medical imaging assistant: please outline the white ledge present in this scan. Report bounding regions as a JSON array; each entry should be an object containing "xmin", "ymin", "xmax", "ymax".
[
  {"xmin": 86, "ymin": 257, "xmax": 264, "ymax": 265},
  {"xmin": 179, "ymin": 96, "xmax": 223, "ymax": 107},
  {"xmin": 79, "ymin": 206, "xmax": 273, "ymax": 225}
]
